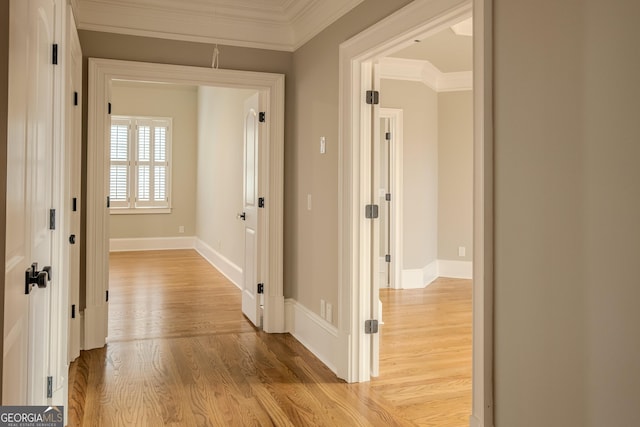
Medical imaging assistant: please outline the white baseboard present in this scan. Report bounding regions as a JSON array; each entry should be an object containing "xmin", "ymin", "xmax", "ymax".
[
  {"xmin": 438, "ymin": 259, "xmax": 473, "ymax": 279},
  {"xmin": 109, "ymin": 236, "xmax": 196, "ymax": 252},
  {"xmin": 423, "ymin": 260, "xmax": 439, "ymax": 286},
  {"xmin": 402, "ymin": 259, "xmax": 473, "ymax": 288},
  {"xmin": 285, "ymin": 298, "xmax": 339, "ymax": 374},
  {"xmin": 469, "ymin": 414, "xmax": 485, "ymax": 427},
  {"xmin": 401, "ymin": 269, "xmax": 425, "ymax": 289},
  {"xmin": 195, "ymin": 239, "xmax": 243, "ymax": 289}
]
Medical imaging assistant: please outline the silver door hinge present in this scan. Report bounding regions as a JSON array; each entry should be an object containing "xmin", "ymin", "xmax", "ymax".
[
  {"xmin": 47, "ymin": 376, "xmax": 53, "ymax": 398},
  {"xmin": 49, "ymin": 209, "xmax": 56, "ymax": 230},
  {"xmin": 366, "ymin": 90, "xmax": 379, "ymax": 105},
  {"xmin": 365, "ymin": 204, "xmax": 379, "ymax": 219},
  {"xmin": 385, "ymin": 254, "xmax": 391, "ymax": 263},
  {"xmin": 365, "ymin": 319, "xmax": 379, "ymax": 334}
]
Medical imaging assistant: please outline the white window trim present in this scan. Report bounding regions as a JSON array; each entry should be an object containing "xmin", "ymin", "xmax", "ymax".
[{"xmin": 109, "ymin": 115, "xmax": 173, "ymax": 214}]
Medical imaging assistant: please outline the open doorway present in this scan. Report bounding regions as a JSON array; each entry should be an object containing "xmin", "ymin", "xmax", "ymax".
[
  {"xmin": 106, "ymin": 81, "xmax": 263, "ymax": 337},
  {"xmin": 337, "ymin": 0, "xmax": 493, "ymax": 425},
  {"xmin": 83, "ymin": 59, "xmax": 286, "ymax": 351}
]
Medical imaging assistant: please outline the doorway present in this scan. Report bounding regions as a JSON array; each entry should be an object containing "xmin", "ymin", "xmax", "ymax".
[
  {"xmin": 337, "ymin": 0, "xmax": 493, "ymax": 425},
  {"xmin": 85, "ymin": 60, "xmax": 286, "ymax": 351}
]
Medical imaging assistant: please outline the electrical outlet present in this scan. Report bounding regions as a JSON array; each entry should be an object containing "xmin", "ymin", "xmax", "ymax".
[
  {"xmin": 320, "ymin": 299, "xmax": 326, "ymax": 319},
  {"xmin": 307, "ymin": 194, "xmax": 312, "ymax": 211},
  {"xmin": 178, "ymin": 225, "xmax": 185, "ymax": 233},
  {"xmin": 320, "ymin": 136, "xmax": 326, "ymax": 154},
  {"xmin": 458, "ymin": 246, "xmax": 466, "ymax": 257},
  {"xmin": 326, "ymin": 303, "xmax": 333, "ymax": 323}
]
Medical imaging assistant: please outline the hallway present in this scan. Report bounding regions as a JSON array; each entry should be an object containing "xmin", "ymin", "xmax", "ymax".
[{"xmin": 68, "ymin": 250, "xmax": 470, "ymax": 426}]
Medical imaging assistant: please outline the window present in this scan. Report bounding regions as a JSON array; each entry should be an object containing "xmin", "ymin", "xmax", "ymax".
[{"xmin": 110, "ymin": 116, "xmax": 172, "ymax": 213}]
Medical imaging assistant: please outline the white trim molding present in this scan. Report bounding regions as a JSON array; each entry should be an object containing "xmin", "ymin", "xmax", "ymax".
[
  {"xmin": 285, "ymin": 299, "xmax": 340, "ymax": 374},
  {"xmin": 109, "ymin": 236, "xmax": 197, "ymax": 252},
  {"xmin": 195, "ymin": 239, "xmax": 243, "ymax": 289},
  {"xmin": 378, "ymin": 57, "xmax": 472, "ymax": 92},
  {"xmin": 76, "ymin": 0, "xmax": 364, "ymax": 52},
  {"xmin": 438, "ymin": 259, "xmax": 473, "ymax": 279},
  {"xmin": 401, "ymin": 260, "xmax": 472, "ymax": 289}
]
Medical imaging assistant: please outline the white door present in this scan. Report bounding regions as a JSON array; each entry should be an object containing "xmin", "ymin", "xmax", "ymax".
[
  {"xmin": 369, "ymin": 62, "xmax": 382, "ymax": 377},
  {"xmin": 378, "ymin": 117, "xmax": 391, "ymax": 288},
  {"xmin": 4, "ymin": 0, "xmax": 56, "ymax": 405},
  {"xmin": 66, "ymin": 9, "xmax": 82, "ymax": 363},
  {"xmin": 240, "ymin": 92, "xmax": 261, "ymax": 327}
]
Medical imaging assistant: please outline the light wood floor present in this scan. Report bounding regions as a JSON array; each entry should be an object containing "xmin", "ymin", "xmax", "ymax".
[{"xmin": 68, "ymin": 250, "xmax": 471, "ymax": 426}]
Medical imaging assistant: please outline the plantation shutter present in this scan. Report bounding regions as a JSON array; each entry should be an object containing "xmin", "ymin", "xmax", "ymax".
[
  {"xmin": 134, "ymin": 118, "xmax": 171, "ymax": 208},
  {"xmin": 109, "ymin": 116, "xmax": 172, "ymax": 212},
  {"xmin": 109, "ymin": 118, "xmax": 131, "ymax": 208}
]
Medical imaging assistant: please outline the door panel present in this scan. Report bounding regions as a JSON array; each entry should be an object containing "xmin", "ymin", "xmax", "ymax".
[
  {"xmin": 67, "ymin": 9, "xmax": 82, "ymax": 363},
  {"xmin": 370, "ymin": 62, "xmax": 381, "ymax": 377},
  {"xmin": 4, "ymin": 0, "xmax": 55, "ymax": 405},
  {"xmin": 241, "ymin": 92, "xmax": 261, "ymax": 327},
  {"xmin": 379, "ymin": 117, "xmax": 391, "ymax": 288}
]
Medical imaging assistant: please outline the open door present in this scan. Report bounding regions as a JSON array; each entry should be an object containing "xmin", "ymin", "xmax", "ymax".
[
  {"xmin": 240, "ymin": 92, "xmax": 262, "ymax": 327},
  {"xmin": 369, "ymin": 62, "xmax": 382, "ymax": 377},
  {"xmin": 4, "ymin": 0, "xmax": 56, "ymax": 404},
  {"xmin": 66, "ymin": 8, "xmax": 83, "ymax": 364}
]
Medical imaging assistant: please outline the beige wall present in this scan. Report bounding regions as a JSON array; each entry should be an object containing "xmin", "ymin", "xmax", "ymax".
[
  {"xmin": 380, "ymin": 79, "xmax": 439, "ymax": 270},
  {"xmin": 494, "ymin": 0, "xmax": 640, "ymax": 426},
  {"xmin": 196, "ymin": 86, "xmax": 256, "ymax": 268},
  {"xmin": 288, "ymin": 0, "xmax": 412, "ymax": 316},
  {"xmin": 110, "ymin": 81, "xmax": 198, "ymax": 238},
  {"xmin": 438, "ymin": 91, "xmax": 472, "ymax": 262}
]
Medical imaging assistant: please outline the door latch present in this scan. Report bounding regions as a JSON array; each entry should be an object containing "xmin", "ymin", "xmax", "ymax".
[
  {"xmin": 25, "ymin": 263, "xmax": 52, "ymax": 294},
  {"xmin": 237, "ymin": 212, "xmax": 246, "ymax": 221}
]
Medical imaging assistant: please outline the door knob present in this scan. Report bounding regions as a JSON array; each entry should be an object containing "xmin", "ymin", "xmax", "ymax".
[
  {"xmin": 25, "ymin": 263, "xmax": 52, "ymax": 294},
  {"xmin": 237, "ymin": 212, "xmax": 246, "ymax": 221}
]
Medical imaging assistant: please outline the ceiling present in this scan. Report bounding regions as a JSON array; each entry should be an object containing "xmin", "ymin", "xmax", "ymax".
[
  {"xmin": 379, "ymin": 17, "xmax": 473, "ymax": 92},
  {"xmin": 390, "ymin": 22, "xmax": 472, "ymax": 73},
  {"xmin": 75, "ymin": 0, "xmax": 364, "ymax": 51}
]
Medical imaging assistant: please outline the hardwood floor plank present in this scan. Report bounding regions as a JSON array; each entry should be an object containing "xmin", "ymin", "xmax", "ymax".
[{"xmin": 68, "ymin": 250, "xmax": 471, "ymax": 426}]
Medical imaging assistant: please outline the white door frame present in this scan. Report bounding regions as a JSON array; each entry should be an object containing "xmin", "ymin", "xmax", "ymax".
[
  {"xmin": 337, "ymin": 1, "xmax": 493, "ymax": 426},
  {"xmin": 86, "ymin": 59, "xmax": 286, "ymax": 349},
  {"xmin": 378, "ymin": 108, "xmax": 403, "ymax": 290}
]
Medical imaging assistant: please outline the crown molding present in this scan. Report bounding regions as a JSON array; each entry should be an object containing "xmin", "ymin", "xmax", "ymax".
[
  {"xmin": 76, "ymin": 0, "xmax": 363, "ymax": 51},
  {"xmin": 379, "ymin": 57, "xmax": 472, "ymax": 92}
]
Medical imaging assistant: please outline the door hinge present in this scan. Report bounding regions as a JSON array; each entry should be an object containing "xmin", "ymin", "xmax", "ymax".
[
  {"xmin": 259, "ymin": 112, "xmax": 266, "ymax": 123},
  {"xmin": 257, "ymin": 283, "xmax": 264, "ymax": 294},
  {"xmin": 74, "ymin": 91, "xmax": 78, "ymax": 106},
  {"xmin": 385, "ymin": 193, "xmax": 391, "ymax": 202},
  {"xmin": 366, "ymin": 90, "xmax": 379, "ymax": 105},
  {"xmin": 385, "ymin": 254, "xmax": 391, "ymax": 263},
  {"xmin": 385, "ymin": 132, "xmax": 391, "ymax": 141},
  {"xmin": 108, "ymin": 102, "xmax": 112, "ymax": 115},
  {"xmin": 49, "ymin": 209, "xmax": 56, "ymax": 230},
  {"xmin": 258, "ymin": 197, "xmax": 265, "ymax": 208},
  {"xmin": 107, "ymin": 196, "xmax": 110, "ymax": 208},
  {"xmin": 52, "ymin": 44, "xmax": 58, "ymax": 65},
  {"xmin": 365, "ymin": 319, "xmax": 379, "ymax": 334},
  {"xmin": 47, "ymin": 376, "xmax": 53, "ymax": 398},
  {"xmin": 365, "ymin": 204, "xmax": 379, "ymax": 219},
  {"xmin": 71, "ymin": 304, "xmax": 76, "ymax": 319},
  {"xmin": 106, "ymin": 290, "xmax": 109, "ymax": 302},
  {"xmin": 72, "ymin": 197, "xmax": 77, "ymax": 212}
]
